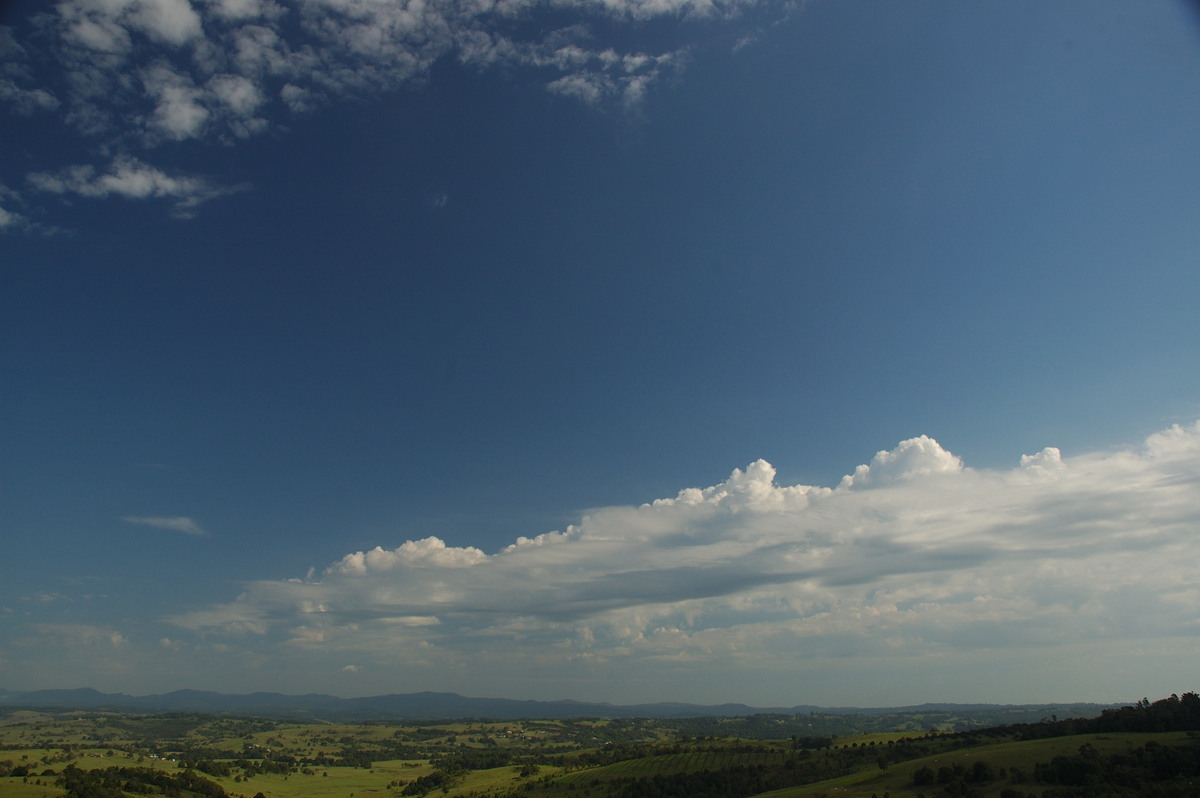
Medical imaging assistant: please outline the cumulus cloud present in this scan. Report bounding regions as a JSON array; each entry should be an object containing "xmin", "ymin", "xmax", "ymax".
[
  {"xmin": 139, "ymin": 61, "xmax": 211, "ymax": 139},
  {"xmin": 166, "ymin": 422, "xmax": 1200, "ymax": 698},
  {"xmin": 1, "ymin": 0, "xmax": 778, "ymax": 222},
  {"xmin": 29, "ymin": 0, "xmax": 724, "ymax": 144},
  {"xmin": 330, "ymin": 537, "xmax": 488, "ymax": 574},
  {"xmin": 839, "ymin": 434, "xmax": 964, "ymax": 488},
  {"xmin": 122, "ymin": 515, "xmax": 207, "ymax": 535},
  {"xmin": 19, "ymin": 0, "xmax": 757, "ymax": 140},
  {"xmin": 128, "ymin": 0, "xmax": 206, "ymax": 46}
]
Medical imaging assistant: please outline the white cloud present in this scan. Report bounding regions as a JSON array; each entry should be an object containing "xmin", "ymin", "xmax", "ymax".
[
  {"xmin": 839, "ymin": 434, "xmax": 964, "ymax": 488},
  {"xmin": 0, "ymin": 78, "xmax": 60, "ymax": 115},
  {"xmin": 125, "ymin": 0, "xmax": 205, "ymax": 46},
  {"xmin": 546, "ymin": 72, "xmax": 609, "ymax": 105},
  {"xmin": 279, "ymin": 82, "xmax": 316, "ymax": 112},
  {"xmin": 27, "ymin": 156, "xmax": 241, "ymax": 217},
  {"xmin": 538, "ymin": 45, "xmax": 686, "ymax": 107},
  {"xmin": 204, "ymin": 0, "xmax": 285, "ymax": 22},
  {"xmin": 59, "ymin": 8, "xmax": 135, "ymax": 56},
  {"xmin": 0, "ymin": 183, "xmax": 66, "ymax": 235},
  {"xmin": 163, "ymin": 422, "xmax": 1200, "ymax": 701},
  {"xmin": 1, "ymin": 28, "xmax": 61, "ymax": 115},
  {"xmin": 5, "ymin": 0, "xmax": 778, "ymax": 222},
  {"xmin": 0, "ymin": 204, "xmax": 26, "ymax": 231},
  {"xmin": 207, "ymin": 72, "xmax": 263, "ymax": 115},
  {"xmin": 52, "ymin": 0, "xmax": 202, "ymax": 52},
  {"xmin": 122, "ymin": 515, "xmax": 208, "ymax": 535},
  {"xmin": 330, "ymin": 537, "xmax": 488, "ymax": 575},
  {"xmin": 28, "ymin": 0, "xmax": 754, "ymax": 148},
  {"xmin": 22, "ymin": 592, "xmax": 68, "ymax": 603},
  {"xmin": 28, "ymin": 624, "xmax": 128, "ymax": 648}
]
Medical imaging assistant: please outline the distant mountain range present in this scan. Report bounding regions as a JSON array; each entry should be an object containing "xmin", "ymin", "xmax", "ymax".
[{"xmin": 0, "ymin": 687, "xmax": 1116, "ymax": 722}]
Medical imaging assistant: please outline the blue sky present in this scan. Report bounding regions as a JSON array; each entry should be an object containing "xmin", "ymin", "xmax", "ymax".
[{"xmin": 2, "ymin": 0, "xmax": 1200, "ymax": 707}]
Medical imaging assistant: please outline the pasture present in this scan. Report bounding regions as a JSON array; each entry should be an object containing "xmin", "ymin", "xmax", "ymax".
[{"xmin": 3, "ymin": 698, "xmax": 1197, "ymax": 798}]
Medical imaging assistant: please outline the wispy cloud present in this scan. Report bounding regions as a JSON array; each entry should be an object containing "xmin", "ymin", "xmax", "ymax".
[
  {"xmin": 26, "ymin": 624, "xmax": 128, "ymax": 649},
  {"xmin": 165, "ymin": 422, "xmax": 1200, "ymax": 698},
  {"xmin": 0, "ymin": 202, "xmax": 29, "ymax": 231},
  {"xmin": 123, "ymin": 515, "xmax": 207, "ymax": 536},
  {"xmin": 27, "ymin": 156, "xmax": 243, "ymax": 218},
  {"xmin": 22, "ymin": 592, "xmax": 68, "ymax": 603},
  {"xmin": 0, "ymin": 182, "xmax": 64, "ymax": 235},
  {"xmin": 0, "ymin": 27, "xmax": 59, "ymax": 116}
]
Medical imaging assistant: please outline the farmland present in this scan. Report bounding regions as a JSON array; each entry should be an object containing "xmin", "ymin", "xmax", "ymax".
[{"xmin": 1, "ymin": 693, "xmax": 1198, "ymax": 798}]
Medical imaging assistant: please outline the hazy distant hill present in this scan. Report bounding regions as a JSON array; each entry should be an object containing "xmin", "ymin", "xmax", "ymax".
[
  {"xmin": 0, "ymin": 687, "xmax": 1116, "ymax": 724},
  {"xmin": 0, "ymin": 688, "xmax": 761, "ymax": 719}
]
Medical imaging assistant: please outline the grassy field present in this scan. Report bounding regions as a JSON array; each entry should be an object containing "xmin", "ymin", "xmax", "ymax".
[
  {"xmin": 0, "ymin": 756, "xmax": 438, "ymax": 798},
  {"xmin": 0, "ymin": 782, "xmax": 62, "ymax": 798},
  {"xmin": 210, "ymin": 760, "xmax": 433, "ymax": 798},
  {"xmin": 3, "ymin": 706, "xmax": 1197, "ymax": 798},
  {"xmin": 559, "ymin": 750, "xmax": 788, "ymax": 784},
  {"xmin": 753, "ymin": 731, "xmax": 1193, "ymax": 798},
  {"xmin": 0, "ymin": 713, "xmax": 570, "ymax": 798},
  {"xmin": 454, "ymin": 764, "xmax": 565, "ymax": 795}
]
